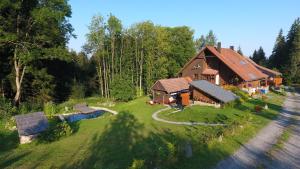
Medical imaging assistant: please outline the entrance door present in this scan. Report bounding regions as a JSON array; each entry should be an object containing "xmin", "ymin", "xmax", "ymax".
[{"xmin": 215, "ymin": 74, "xmax": 220, "ymax": 85}]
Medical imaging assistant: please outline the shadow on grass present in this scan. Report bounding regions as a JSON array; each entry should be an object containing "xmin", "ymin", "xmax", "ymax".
[
  {"xmin": 0, "ymin": 130, "xmax": 19, "ymax": 153},
  {"xmin": 63, "ymin": 111, "xmax": 231, "ymax": 169},
  {"xmin": 0, "ymin": 151, "xmax": 31, "ymax": 168}
]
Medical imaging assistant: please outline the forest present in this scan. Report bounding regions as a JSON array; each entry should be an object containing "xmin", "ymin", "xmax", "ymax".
[{"xmin": 0, "ymin": 0, "xmax": 300, "ymax": 116}]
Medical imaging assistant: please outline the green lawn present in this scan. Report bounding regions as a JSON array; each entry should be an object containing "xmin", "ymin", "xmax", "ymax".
[{"xmin": 0, "ymin": 92, "xmax": 285, "ymax": 169}]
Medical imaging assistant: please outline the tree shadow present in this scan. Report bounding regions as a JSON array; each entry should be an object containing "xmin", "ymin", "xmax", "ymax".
[
  {"xmin": 0, "ymin": 130, "xmax": 19, "ymax": 153},
  {"xmin": 62, "ymin": 112, "xmax": 233, "ymax": 169},
  {"xmin": 0, "ymin": 151, "xmax": 31, "ymax": 168},
  {"xmin": 64, "ymin": 111, "xmax": 144, "ymax": 169}
]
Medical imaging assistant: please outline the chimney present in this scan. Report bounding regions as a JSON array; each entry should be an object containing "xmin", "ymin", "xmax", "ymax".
[
  {"xmin": 230, "ymin": 46, "xmax": 235, "ymax": 51},
  {"xmin": 217, "ymin": 42, "xmax": 221, "ymax": 53}
]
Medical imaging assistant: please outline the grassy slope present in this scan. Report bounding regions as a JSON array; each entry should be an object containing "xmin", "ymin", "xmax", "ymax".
[{"xmin": 0, "ymin": 92, "xmax": 284, "ymax": 169}]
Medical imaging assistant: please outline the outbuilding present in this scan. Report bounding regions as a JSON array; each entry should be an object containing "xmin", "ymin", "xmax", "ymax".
[
  {"xmin": 190, "ymin": 80, "xmax": 237, "ymax": 105},
  {"xmin": 151, "ymin": 77, "xmax": 192, "ymax": 105},
  {"xmin": 15, "ymin": 112, "xmax": 49, "ymax": 144}
]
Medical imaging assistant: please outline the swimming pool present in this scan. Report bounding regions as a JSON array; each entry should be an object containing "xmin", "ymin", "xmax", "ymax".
[{"xmin": 65, "ymin": 110, "xmax": 104, "ymax": 122}]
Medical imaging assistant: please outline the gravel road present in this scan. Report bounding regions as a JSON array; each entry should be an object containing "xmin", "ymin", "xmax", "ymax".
[{"xmin": 214, "ymin": 92, "xmax": 300, "ymax": 169}]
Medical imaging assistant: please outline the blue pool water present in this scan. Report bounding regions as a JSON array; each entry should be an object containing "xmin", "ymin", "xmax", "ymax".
[{"xmin": 66, "ymin": 111, "xmax": 104, "ymax": 122}]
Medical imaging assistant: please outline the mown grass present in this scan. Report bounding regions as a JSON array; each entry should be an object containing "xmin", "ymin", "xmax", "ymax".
[{"xmin": 0, "ymin": 92, "xmax": 285, "ymax": 169}]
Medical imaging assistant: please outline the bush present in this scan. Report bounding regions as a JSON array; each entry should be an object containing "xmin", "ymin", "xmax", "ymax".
[
  {"xmin": 224, "ymin": 85, "xmax": 249, "ymax": 101},
  {"xmin": 39, "ymin": 119, "xmax": 73, "ymax": 142},
  {"xmin": 110, "ymin": 75, "xmax": 136, "ymax": 102},
  {"xmin": 18, "ymin": 101, "xmax": 43, "ymax": 115},
  {"xmin": 129, "ymin": 159, "xmax": 146, "ymax": 169},
  {"xmin": 0, "ymin": 98, "xmax": 16, "ymax": 120},
  {"xmin": 44, "ymin": 102, "xmax": 59, "ymax": 117}
]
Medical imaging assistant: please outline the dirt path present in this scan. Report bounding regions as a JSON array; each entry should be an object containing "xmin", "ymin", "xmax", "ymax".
[
  {"xmin": 152, "ymin": 106, "xmax": 226, "ymax": 126},
  {"xmin": 261, "ymin": 93, "xmax": 300, "ymax": 169},
  {"xmin": 214, "ymin": 92, "xmax": 300, "ymax": 169}
]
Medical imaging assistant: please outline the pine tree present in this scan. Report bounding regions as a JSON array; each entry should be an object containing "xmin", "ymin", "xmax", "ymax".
[
  {"xmin": 251, "ymin": 47, "xmax": 266, "ymax": 66},
  {"xmin": 286, "ymin": 18, "xmax": 300, "ymax": 83},
  {"xmin": 269, "ymin": 29, "xmax": 286, "ymax": 70},
  {"xmin": 205, "ymin": 30, "xmax": 217, "ymax": 46},
  {"xmin": 237, "ymin": 46, "xmax": 243, "ymax": 55}
]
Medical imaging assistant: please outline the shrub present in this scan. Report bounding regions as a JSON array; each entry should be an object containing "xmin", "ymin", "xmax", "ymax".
[
  {"xmin": 44, "ymin": 102, "xmax": 59, "ymax": 117},
  {"xmin": 224, "ymin": 85, "xmax": 249, "ymax": 101},
  {"xmin": 129, "ymin": 159, "xmax": 146, "ymax": 169},
  {"xmin": 0, "ymin": 98, "xmax": 16, "ymax": 120},
  {"xmin": 110, "ymin": 75, "xmax": 136, "ymax": 102},
  {"xmin": 18, "ymin": 101, "xmax": 43, "ymax": 114},
  {"xmin": 39, "ymin": 119, "xmax": 73, "ymax": 142}
]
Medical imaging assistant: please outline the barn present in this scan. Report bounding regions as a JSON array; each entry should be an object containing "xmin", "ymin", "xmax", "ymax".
[
  {"xmin": 15, "ymin": 112, "xmax": 49, "ymax": 144},
  {"xmin": 151, "ymin": 77, "xmax": 192, "ymax": 105}
]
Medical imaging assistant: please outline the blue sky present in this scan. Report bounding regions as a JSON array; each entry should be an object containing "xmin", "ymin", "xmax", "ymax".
[{"xmin": 68, "ymin": 0, "xmax": 300, "ymax": 56}]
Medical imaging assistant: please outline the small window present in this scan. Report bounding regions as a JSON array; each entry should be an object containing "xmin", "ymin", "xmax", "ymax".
[{"xmin": 194, "ymin": 74, "xmax": 199, "ymax": 79}]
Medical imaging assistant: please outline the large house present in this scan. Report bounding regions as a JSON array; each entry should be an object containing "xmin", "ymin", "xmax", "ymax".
[
  {"xmin": 178, "ymin": 43, "xmax": 282, "ymax": 90},
  {"xmin": 151, "ymin": 43, "xmax": 282, "ymax": 105}
]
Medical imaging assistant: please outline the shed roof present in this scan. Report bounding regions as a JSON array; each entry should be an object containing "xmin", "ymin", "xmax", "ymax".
[
  {"xmin": 190, "ymin": 80, "xmax": 237, "ymax": 103},
  {"xmin": 202, "ymin": 68, "xmax": 218, "ymax": 75},
  {"xmin": 15, "ymin": 112, "xmax": 49, "ymax": 136},
  {"xmin": 151, "ymin": 77, "xmax": 192, "ymax": 93},
  {"xmin": 73, "ymin": 104, "xmax": 97, "ymax": 114}
]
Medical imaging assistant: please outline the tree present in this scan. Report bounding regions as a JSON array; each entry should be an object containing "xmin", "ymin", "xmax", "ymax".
[
  {"xmin": 237, "ymin": 46, "xmax": 243, "ymax": 55},
  {"xmin": 107, "ymin": 14, "xmax": 122, "ymax": 79},
  {"xmin": 250, "ymin": 47, "xmax": 267, "ymax": 66},
  {"xmin": 0, "ymin": 0, "xmax": 74, "ymax": 105},
  {"xmin": 194, "ymin": 35, "xmax": 205, "ymax": 51},
  {"xmin": 205, "ymin": 30, "xmax": 217, "ymax": 46},
  {"xmin": 269, "ymin": 29, "xmax": 286, "ymax": 70},
  {"xmin": 110, "ymin": 75, "xmax": 135, "ymax": 101},
  {"xmin": 286, "ymin": 18, "xmax": 300, "ymax": 83}
]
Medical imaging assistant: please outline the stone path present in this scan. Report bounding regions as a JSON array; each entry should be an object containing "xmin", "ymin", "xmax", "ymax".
[
  {"xmin": 214, "ymin": 92, "xmax": 300, "ymax": 169},
  {"xmin": 151, "ymin": 106, "xmax": 225, "ymax": 126}
]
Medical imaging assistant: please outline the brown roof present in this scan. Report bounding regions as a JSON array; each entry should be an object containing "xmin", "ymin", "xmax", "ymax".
[
  {"xmin": 202, "ymin": 68, "xmax": 218, "ymax": 75},
  {"xmin": 245, "ymin": 57, "xmax": 282, "ymax": 77},
  {"xmin": 180, "ymin": 46, "xmax": 268, "ymax": 82},
  {"xmin": 151, "ymin": 77, "xmax": 192, "ymax": 93}
]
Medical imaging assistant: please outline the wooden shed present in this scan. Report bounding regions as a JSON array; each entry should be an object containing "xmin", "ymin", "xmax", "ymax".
[
  {"xmin": 190, "ymin": 80, "xmax": 237, "ymax": 104},
  {"xmin": 151, "ymin": 77, "xmax": 192, "ymax": 105},
  {"xmin": 15, "ymin": 112, "xmax": 49, "ymax": 144}
]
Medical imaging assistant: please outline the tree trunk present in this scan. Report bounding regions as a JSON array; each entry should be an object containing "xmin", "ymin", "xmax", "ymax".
[
  {"xmin": 139, "ymin": 39, "xmax": 144, "ymax": 97},
  {"xmin": 119, "ymin": 36, "xmax": 123, "ymax": 75},
  {"xmin": 97, "ymin": 58, "xmax": 103, "ymax": 97},
  {"xmin": 13, "ymin": 49, "xmax": 26, "ymax": 105}
]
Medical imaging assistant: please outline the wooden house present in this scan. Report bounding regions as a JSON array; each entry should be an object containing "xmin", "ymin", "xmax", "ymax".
[
  {"xmin": 179, "ymin": 43, "xmax": 269, "ymax": 90},
  {"xmin": 151, "ymin": 77, "xmax": 192, "ymax": 105}
]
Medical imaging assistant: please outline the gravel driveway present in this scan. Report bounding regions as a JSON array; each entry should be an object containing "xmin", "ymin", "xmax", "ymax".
[{"xmin": 214, "ymin": 92, "xmax": 300, "ymax": 169}]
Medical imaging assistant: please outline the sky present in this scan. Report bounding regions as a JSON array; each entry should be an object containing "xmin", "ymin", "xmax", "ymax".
[{"xmin": 68, "ymin": 0, "xmax": 300, "ymax": 57}]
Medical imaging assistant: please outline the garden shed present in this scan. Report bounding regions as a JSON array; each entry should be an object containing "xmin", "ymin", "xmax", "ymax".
[
  {"xmin": 151, "ymin": 77, "xmax": 192, "ymax": 105},
  {"xmin": 15, "ymin": 112, "xmax": 49, "ymax": 144},
  {"xmin": 190, "ymin": 80, "xmax": 237, "ymax": 104}
]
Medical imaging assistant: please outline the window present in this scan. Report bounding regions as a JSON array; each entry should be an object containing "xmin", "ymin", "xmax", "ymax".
[{"xmin": 194, "ymin": 74, "xmax": 199, "ymax": 79}]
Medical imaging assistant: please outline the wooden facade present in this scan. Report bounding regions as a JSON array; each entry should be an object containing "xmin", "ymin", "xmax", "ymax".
[
  {"xmin": 191, "ymin": 86, "xmax": 218, "ymax": 104},
  {"xmin": 179, "ymin": 46, "xmax": 267, "ymax": 89}
]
